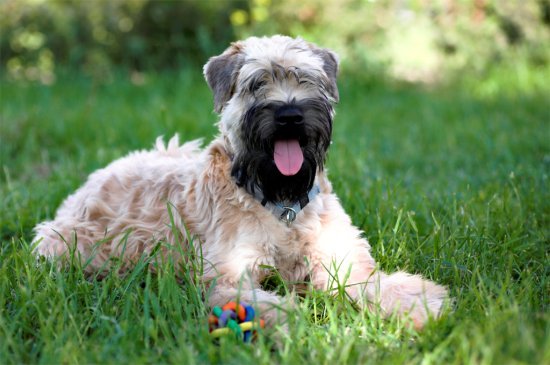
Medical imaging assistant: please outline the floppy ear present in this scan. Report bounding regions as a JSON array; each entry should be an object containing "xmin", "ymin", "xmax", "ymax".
[
  {"xmin": 203, "ymin": 43, "xmax": 244, "ymax": 113},
  {"xmin": 312, "ymin": 48, "xmax": 339, "ymax": 103}
]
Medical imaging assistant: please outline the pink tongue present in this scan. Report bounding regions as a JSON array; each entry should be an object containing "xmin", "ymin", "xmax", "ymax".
[{"xmin": 274, "ymin": 139, "xmax": 304, "ymax": 176}]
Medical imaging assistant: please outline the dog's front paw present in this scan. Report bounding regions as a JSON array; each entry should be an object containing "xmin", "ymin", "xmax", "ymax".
[
  {"xmin": 236, "ymin": 294, "xmax": 292, "ymax": 348},
  {"xmin": 370, "ymin": 272, "xmax": 449, "ymax": 329},
  {"xmin": 252, "ymin": 294, "xmax": 295, "ymax": 330}
]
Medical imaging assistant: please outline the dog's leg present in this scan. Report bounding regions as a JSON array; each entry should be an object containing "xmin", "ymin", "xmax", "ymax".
[{"xmin": 309, "ymin": 195, "xmax": 448, "ymax": 329}]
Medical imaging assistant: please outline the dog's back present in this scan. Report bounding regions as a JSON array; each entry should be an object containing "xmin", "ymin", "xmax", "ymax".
[{"xmin": 33, "ymin": 135, "xmax": 202, "ymax": 269}]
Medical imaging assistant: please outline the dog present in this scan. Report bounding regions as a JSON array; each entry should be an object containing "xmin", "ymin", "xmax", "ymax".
[{"xmin": 33, "ymin": 35, "xmax": 448, "ymax": 330}]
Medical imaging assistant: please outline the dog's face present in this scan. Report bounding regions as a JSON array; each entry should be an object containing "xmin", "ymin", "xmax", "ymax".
[{"xmin": 204, "ymin": 36, "xmax": 339, "ymax": 203}]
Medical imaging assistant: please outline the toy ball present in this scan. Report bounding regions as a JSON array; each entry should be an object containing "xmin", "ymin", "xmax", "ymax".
[{"xmin": 208, "ymin": 302, "xmax": 265, "ymax": 342}]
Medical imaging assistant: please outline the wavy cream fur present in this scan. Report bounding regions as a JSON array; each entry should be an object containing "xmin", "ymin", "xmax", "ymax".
[{"xmin": 33, "ymin": 35, "xmax": 448, "ymax": 330}]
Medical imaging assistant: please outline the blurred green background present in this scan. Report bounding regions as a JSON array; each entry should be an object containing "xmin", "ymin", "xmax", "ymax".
[
  {"xmin": 2, "ymin": 0, "xmax": 549, "ymax": 83},
  {"xmin": 1, "ymin": 2, "xmax": 550, "ymax": 364}
]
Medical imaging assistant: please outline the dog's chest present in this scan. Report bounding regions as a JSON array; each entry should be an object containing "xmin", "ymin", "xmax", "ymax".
[{"xmin": 261, "ymin": 226, "xmax": 312, "ymax": 282}]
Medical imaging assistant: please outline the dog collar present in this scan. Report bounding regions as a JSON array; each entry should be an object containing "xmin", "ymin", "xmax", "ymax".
[{"xmin": 252, "ymin": 184, "xmax": 320, "ymax": 226}]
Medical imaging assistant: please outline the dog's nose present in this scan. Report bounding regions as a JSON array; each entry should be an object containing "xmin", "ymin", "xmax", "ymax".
[{"xmin": 275, "ymin": 106, "xmax": 304, "ymax": 126}]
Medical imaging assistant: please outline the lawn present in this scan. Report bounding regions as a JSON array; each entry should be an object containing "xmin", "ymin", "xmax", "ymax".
[{"xmin": 1, "ymin": 64, "xmax": 548, "ymax": 364}]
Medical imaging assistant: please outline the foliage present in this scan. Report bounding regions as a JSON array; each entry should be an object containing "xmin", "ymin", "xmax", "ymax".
[
  {"xmin": 1, "ymin": 63, "xmax": 549, "ymax": 363},
  {"xmin": 1, "ymin": 0, "xmax": 244, "ymax": 82},
  {"xmin": 1, "ymin": 0, "xmax": 549, "ymax": 84},
  {"xmin": 234, "ymin": 0, "xmax": 550, "ymax": 82}
]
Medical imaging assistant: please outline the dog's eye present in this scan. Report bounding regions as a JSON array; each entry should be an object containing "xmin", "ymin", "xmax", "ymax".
[{"xmin": 250, "ymin": 80, "xmax": 266, "ymax": 93}]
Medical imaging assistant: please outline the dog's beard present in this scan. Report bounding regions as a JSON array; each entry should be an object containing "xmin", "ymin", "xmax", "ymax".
[{"xmin": 231, "ymin": 98, "xmax": 333, "ymax": 203}]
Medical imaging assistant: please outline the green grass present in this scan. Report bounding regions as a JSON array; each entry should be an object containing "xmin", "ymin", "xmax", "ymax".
[{"xmin": 1, "ymin": 64, "xmax": 549, "ymax": 364}]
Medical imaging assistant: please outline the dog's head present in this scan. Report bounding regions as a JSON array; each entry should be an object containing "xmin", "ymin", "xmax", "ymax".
[{"xmin": 204, "ymin": 35, "xmax": 339, "ymax": 203}]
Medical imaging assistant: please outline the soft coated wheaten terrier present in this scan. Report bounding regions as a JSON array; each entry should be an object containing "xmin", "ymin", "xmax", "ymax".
[{"xmin": 34, "ymin": 35, "xmax": 448, "ymax": 330}]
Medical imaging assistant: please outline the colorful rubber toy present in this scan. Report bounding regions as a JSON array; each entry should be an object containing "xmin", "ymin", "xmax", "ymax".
[{"xmin": 208, "ymin": 302, "xmax": 265, "ymax": 342}]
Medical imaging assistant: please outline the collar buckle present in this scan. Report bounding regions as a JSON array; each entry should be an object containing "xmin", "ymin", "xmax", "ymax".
[
  {"xmin": 248, "ymin": 183, "xmax": 320, "ymax": 226},
  {"xmin": 280, "ymin": 207, "xmax": 297, "ymax": 227}
]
